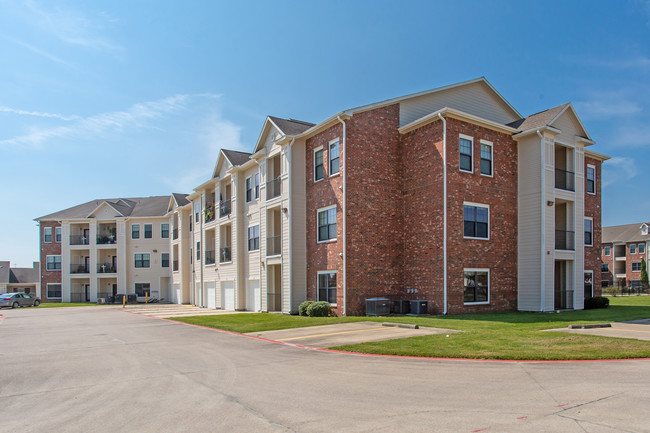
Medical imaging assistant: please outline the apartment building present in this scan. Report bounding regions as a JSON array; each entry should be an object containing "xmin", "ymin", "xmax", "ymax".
[
  {"xmin": 601, "ymin": 223, "xmax": 650, "ymax": 288},
  {"xmin": 36, "ymin": 197, "xmax": 174, "ymax": 302},
  {"xmin": 0, "ymin": 261, "xmax": 40, "ymax": 295}
]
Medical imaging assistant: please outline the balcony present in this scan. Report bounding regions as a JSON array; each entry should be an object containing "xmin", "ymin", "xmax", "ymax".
[
  {"xmin": 70, "ymin": 264, "xmax": 90, "ymax": 274},
  {"xmin": 205, "ymin": 250, "xmax": 215, "ymax": 265},
  {"xmin": 555, "ymin": 168, "xmax": 575, "ymax": 192},
  {"xmin": 172, "ymin": 228, "xmax": 178, "ymax": 240},
  {"xmin": 70, "ymin": 235, "xmax": 89, "ymax": 246},
  {"xmin": 219, "ymin": 199, "xmax": 232, "ymax": 218},
  {"xmin": 555, "ymin": 229, "xmax": 575, "ymax": 251},
  {"xmin": 220, "ymin": 246, "xmax": 232, "ymax": 263},
  {"xmin": 266, "ymin": 177, "xmax": 281, "ymax": 200},
  {"xmin": 97, "ymin": 264, "xmax": 117, "ymax": 274},
  {"xmin": 96, "ymin": 235, "xmax": 117, "ymax": 245},
  {"xmin": 267, "ymin": 235, "xmax": 281, "ymax": 256},
  {"xmin": 172, "ymin": 260, "xmax": 179, "ymax": 272}
]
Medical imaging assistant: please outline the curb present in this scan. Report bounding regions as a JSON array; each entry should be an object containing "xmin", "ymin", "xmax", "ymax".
[
  {"xmin": 382, "ymin": 322, "xmax": 419, "ymax": 329},
  {"xmin": 569, "ymin": 323, "xmax": 612, "ymax": 329}
]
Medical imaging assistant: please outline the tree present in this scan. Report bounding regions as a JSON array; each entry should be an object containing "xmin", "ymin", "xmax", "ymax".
[{"xmin": 641, "ymin": 259, "xmax": 649, "ymax": 290}]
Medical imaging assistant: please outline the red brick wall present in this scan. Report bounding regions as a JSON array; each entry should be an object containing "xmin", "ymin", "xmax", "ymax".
[
  {"xmin": 40, "ymin": 221, "xmax": 62, "ymax": 302},
  {"xmin": 626, "ymin": 242, "xmax": 644, "ymax": 282},
  {"xmin": 584, "ymin": 156, "xmax": 602, "ymax": 296}
]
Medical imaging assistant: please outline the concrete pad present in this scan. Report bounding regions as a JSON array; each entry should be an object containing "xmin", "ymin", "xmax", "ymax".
[
  {"xmin": 548, "ymin": 320, "xmax": 650, "ymax": 341},
  {"xmin": 247, "ymin": 321, "xmax": 458, "ymax": 348},
  {"xmin": 115, "ymin": 303, "xmax": 253, "ymax": 318}
]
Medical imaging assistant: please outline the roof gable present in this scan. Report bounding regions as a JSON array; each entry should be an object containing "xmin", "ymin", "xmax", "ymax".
[
  {"xmin": 212, "ymin": 150, "xmax": 233, "ymax": 178},
  {"xmin": 253, "ymin": 116, "xmax": 314, "ymax": 153},
  {"xmin": 548, "ymin": 103, "xmax": 592, "ymax": 142},
  {"xmin": 87, "ymin": 201, "xmax": 126, "ymax": 219}
]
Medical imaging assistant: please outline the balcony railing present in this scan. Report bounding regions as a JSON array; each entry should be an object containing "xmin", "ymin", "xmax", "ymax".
[
  {"xmin": 220, "ymin": 246, "xmax": 232, "ymax": 263},
  {"xmin": 205, "ymin": 250, "xmax": 215, "ymax": 265},
  {"xmin": 204, "ymin": 203, "xmax": 216, "ymax": 222},
  {"xmin": 70, "ymin": 264, "xmax": 90, "ymax": 274},
  {"xmin": 267, "ymin": 235, "xmax": 281, "ymax": 256},
  {"xmin": 266, "ymin": 177, "xmax": 281, "ymax": 200},
  {"xmin": 70, "ymin": 235, "xmax": 89, "ymax": 245},
  {"xmin": 219, "ymin": 199, "xmax": 232, "ymax": 218},
  {"xmin": 172, "ymin": 228, "xmax": 178, "ymax": 240},
  {"xmin": 97, "ymin": 264, "xmax": 117, "ymax": 274},
  {"xmin": 172, "ymin": 260, "xmax": 179, "ymax": 271},
  {"xmin": 96, "ymin": 235, "xmax": 117, "ymax": 245},
  {"xmin": 70, "ymin": 293, "xmax": 90, "ymax": 303},
  {"xmin": 555, "ymin": 168, "xmax": 575, "ymax": 192},
  {"xmin": 555, "ymin": 229, "xmax": 575, "ymax": 251}
]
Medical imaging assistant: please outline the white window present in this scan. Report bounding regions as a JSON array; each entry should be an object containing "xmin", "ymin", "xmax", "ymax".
[
  {"xmin": 586, "ymin": 165, "xmax": 596, "ymax": 194},
  {"xmin": 47, "ymin": 283, "xmax": 62, "ymax": 298},
  {"xmin": 248, "ymin": 225, "xmax": 260, "ymax": 251},
  {"xmin": 131, "ymin": 224, "xmax": 140, "ymax": 239},
  {"xmin": 329, "ymin": 140, "xmax": 340, "ymax": 175},
  {"xmin": 479, "ymin": 140, "xmax": 493, "ymax": 176},
  {"xmin": 314, "ymin": 146, "xmax": 324, "ymax": 181},
  {"xmin": 161, "ymin": 253, "xmax": 170, "ymax": 268},
  {"xmin": 144, "ymin": 224, "xmax": 152, "ymax": 239},
  {"xmin": 601, "ymin": 263, "xmax": 609, "ymax": 272},
  {"xmin": 584, "ymin": 218, "xmax": 593, "ymax": 246},
  {"xmin": 632, "ymin": 262, "xmax": 642, "ymax": 272},
  {"xmin": 463, "ymin": 203, "xmax": 489, "ymax": 239},
  {"xmin": 642, "ymin": 224, "xmax": 648, "ymax": 236},
  {"xmin": 584, "ymin": 271, "xmax": 593, "ymax": 298},
  {"xmin": 161, "ymin": 223, "xmax": 169, "ymax": 238},
  {"xmin": 44, "ymin": 227, "xmax": 52, "ymax": 243},
  {"xmin": 245, "ymin": 176, "xmax": 253, "ymax": 202},
  {"xmin": 55, "ymin": 227, "xmax": 61, "ymax": 243},
  {"xmin": 639, "ymin": 243, "xmax": 646, "ymax": 254},
  {"xmin": 604, "ymin": 245, "xmax": 611, "ymax": 256},
  {"xmin": 459, "ymin": 135, "xmax": 473, "ymax": 172},
  {"xmin": 135, "ymin": 283, "xmax": 150, "ymax": 297},
  {"xmin": 134, "ymin": 253, "xmax": 150, "ymax": 268},
  {"xmin": 254, "ymin": 172, "xmax": 260, "ymax": 199},
  {"xmin": 630, "ymin": 244, "xmax": 636, "ymax": 254},
  {"xmin": 317, "ymin": 205, "xmax": 337, "ymax": 242},
  {"xmin": 318, "ymin": 271, "xmax": 337, "ymax": 304},
  {"xmin": 46, "ymin": 255, "xmax": 61, "ymax": 271},
  {"xmin": 464, "ymin": 269, "xmax": 489, "ymax": 304}
]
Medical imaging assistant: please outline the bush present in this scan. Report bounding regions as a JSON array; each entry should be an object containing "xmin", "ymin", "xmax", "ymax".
[
  {"xmin": 603, "ymin": 286, "xmax": 618, "ymax": 297},
  {"xmin": 298, "ymin": 300, "xmax": 315, "ymax": 316},
  {"xmin": 584, "ymin": 296, "xmax": 610, "ymax": 309},
  {"xmin": 306, "ymin": 301, "xmax": 332, "ymax": 317}
]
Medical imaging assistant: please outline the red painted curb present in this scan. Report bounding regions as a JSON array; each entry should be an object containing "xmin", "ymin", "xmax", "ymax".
[{"xmin": 115, "ymin": 308, "xmax": 650, "ymax": 364}]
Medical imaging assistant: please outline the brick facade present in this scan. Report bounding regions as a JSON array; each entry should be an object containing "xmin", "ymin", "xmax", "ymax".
[
  {"xmin": 584, "ymin": 156, "xmax": 602, "ymax": 296},
  {"xmin": 39, "ymin": 221, "xmax": 62, "ymax": 302}
]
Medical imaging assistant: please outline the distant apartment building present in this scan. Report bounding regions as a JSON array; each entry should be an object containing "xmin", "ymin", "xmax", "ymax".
[
  {"xmin": 35, "ymin": 197, "xmax": 174, "ymax": 302},
  {"xmin": 601, "ymin": 223, "xmax": 650, "ymax": 288},
  {"xmin": 0, "ymin": 261, "xmax": 40, "ymax": 295}
]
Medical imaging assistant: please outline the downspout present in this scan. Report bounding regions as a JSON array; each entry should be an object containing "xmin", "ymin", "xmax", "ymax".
[
  {"xmin": 438, "ymin": 113, "xmax": 448, "ymax": 315},
  {"xmin": 288, "ymin": 138, "xmax": 295, "ymax": 313},
  {"xmin": 337, "ymin": 116, "xmax": 347, "ymax": 316},
  {"xmin": 199, "ymin": 196, "xmax": 204, "ymax": 307},
  {"xmin": 536, "ymin": 129, "xmax": 545, "ymax": 312}
]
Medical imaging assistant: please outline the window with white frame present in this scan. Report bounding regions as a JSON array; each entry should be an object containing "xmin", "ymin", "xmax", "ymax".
[
  {"xmin": 134, "ymin": 253, "xmax": 150, "ymax": 268},
  {"xmin": 639, "ymin": 243, "xmax": 646, "ymax": 254},
  {"xmin": 248, "ymin": 225, "xmax": 260, "ymax": 251},
  {"xmin": 47, "ymin": 283, "xmax": 62, "ymax": 298},
  {"xmin": 601, "ymin": 263, "xmax": 609, "ymax": 272},
  {"xmin": 463, "ymin": 203, "xmax": 489, "ymax": 239},
  {"xmin": 632, "ymin": 262, "xmax": 642, "ymax": 272},
  {"xmin": 55, "ymin": 227, "xmax": 62, "ymax": 243},
  {"xmin": 643, "ymin": 224, "xmax": 648, "ymax": 236},
  {"xmin": 131, "ymin": 224, "xmax": 140, "ymax": 239},
  {"xmin": 135, "ymin": 283, "xmax": 150, "ymax": 297},
  {"xmin": 196, "ymin": 242, "xmax": 201, "ymax": 261},
  {"xmin": 329, "ymin": 140, "xmax": 340, "ymax": 175},
  {"xmin": 46, "ymin": 255, "xmax": 61, "ymax": 271},
  {"xmin": 314, "ymin": 147, "xmax": 324, "ymax": 181},
  {"xmin": 586, "ymin": 165, "xmax": 596, "ymax": 194},
  {"xmin": 161, "ymin": 223, "xmax": 169, "ymax": 238},
  {"xmin": 245, "ymin": 176, "xmax": 253, "ymax": 202},
  {"xmin": 318, "ymin": 271, "xmax": 337, "ymax": 304},
  {"xmin": 584, "ymin": 272, "xmax": 593, "ymax": 298},
  {"xmin": 630, "ymin": 244, "xmax": 636, "ymax": 254},
  {"xmin": 604, "ymin": 245, "xmax": 611, "ymax": 256},
  {"xmin": 480, "ymin": 141, "xmax": 493, "ymax": 176},
  {"xmin": 459, "ymin": 135, "xmax": 473, "ymax": 172},
  {"xmin": 195, "ymin": 202, "xmax": 200, "ymax": 223},
  {"xmin": 584, "ymin": 218, "xmax": 593, "ymax": 246},
  {"xmin": 44, "ymin": 227, "xmax": 52, "ymax": 243},
  {"xmin": 464, "ymin": 269, "xmax": 489, "ymax": 304},
  {"xmin": 254, "ymin": 172, "xmax": 260, "ymax": 199},
  {"xmin": 161, "ymin": 253, "xmax": 169, "ymax": 268},
  {"xmin": 317, "ymin": 206, "xmax": 337, "ymax": 242},
  {"xmin": 144, "ymin": 224, "xmax": 152, "ymax": 239}
]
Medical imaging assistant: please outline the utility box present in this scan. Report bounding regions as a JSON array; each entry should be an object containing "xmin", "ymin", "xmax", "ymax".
[
  {"xmin": 366, "ymin": 297, "xmax": 391, "ymax": 316},
  {"xmin": 391, "ymin": 300, "xmax": 410, "ymax": 314},
  {"xmin": 409, "ymin": 300, "xmax": 428, "ymax": 315},
  {"xmin": 127, "ymin": 294, "xmax": 137, "ymax": 304}
]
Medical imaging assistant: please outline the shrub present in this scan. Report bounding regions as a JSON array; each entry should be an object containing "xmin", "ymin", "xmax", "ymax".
[
  {"xmin": 603, "ymin": 286, "xmax": 618, "ymax": 297},
  {"xmin": 306, "ymin": 301, "xmax": 332, "ymax": 317},
  {"xmin": 298, "ymin": 300, "xmax": 315, "ymax": 316},
  {"xmin": 584, "ymin": 296, "xmax": 610, "ymax": 309}
]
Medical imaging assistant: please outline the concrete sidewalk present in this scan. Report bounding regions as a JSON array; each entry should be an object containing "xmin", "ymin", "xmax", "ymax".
[
  {"xmin": 548, "ymin": 318, "xmax": 650, "ymax": 340},
  {"xmin": 116, "ymin": 303, "xmax": 252, "ymax": 318}
]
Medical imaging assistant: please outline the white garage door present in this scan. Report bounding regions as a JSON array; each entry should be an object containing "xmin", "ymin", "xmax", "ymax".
[
  {"xmin": 172, "ymin": 284, "xmax": 181, "ymax": 304},
  {"xmin": 247, "ymin": 280, "xmax": 261, "ymax": 312},
  {"xmin": 222, "ymin": 281, "xmax": 235, "ymax": 310},
  {"xmin": 206, "ymin": 282, "xmax": 216, "ymax": 309}
]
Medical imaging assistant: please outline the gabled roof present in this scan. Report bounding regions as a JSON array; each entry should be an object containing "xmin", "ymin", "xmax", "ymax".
[
  {"xmin": 172, "ymin": 193, "xmax": 190, "ymax": 207},
  {"xmin": 222, "ymin": 149, "xmax": 252, "ymax": 167},
  {"xmin": 9, "ymin": 266, "xmax": 39, "ymax": 284},
  {"xmin": 36, "ymin": 196, "xmax": 173, "ymax": 221},
  {"xmin": 87, "ymin": 201, "xmax": 132, "ymax": 218},
  {"xmin": 509, "ymin": 103, "xmax": 592, "ymax": 141},
  {"xmin": 603, "ymin": 223, "xmax": 650, "ymax": 244},
  {"xmin": 254, "ymin": 116, "xmax": 314, "ymax": 153}
]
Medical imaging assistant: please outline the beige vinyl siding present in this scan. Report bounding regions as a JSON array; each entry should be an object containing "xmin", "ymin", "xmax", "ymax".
[
  {"xmin": 291, "ymin": 140, "xmax": 307, "ymax": 311},
  {"xmin": 550, "ymin": 110, "xmax": 585, "ymax": 145},
  {"xmin": 399, "ymin": 82, "xmax": 519, "ymax": 127},
  {"xmin": 543, "ymin": 134, "xmax": 557, "ymax": 311},
  {"xmin": 517, "ymin": 134, "xmax": 543, "ymax": 311}
]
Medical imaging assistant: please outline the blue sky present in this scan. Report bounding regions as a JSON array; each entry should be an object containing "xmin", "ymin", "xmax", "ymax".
[{"xmin": 1, "ymin": 0, "xmax": 649, "ymax": 266}]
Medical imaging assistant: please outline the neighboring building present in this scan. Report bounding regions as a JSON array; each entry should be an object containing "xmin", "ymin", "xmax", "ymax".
[
  {"xmin": 601, "ymin": 223, "xmax": 650, "ymax": 288},
  {"xmin": 35, "ymin": 197, "xmax": 177, "ymax": 303},
  {"xmin": 0, "ymin": 261, "xmax": 40, "ymax": 295}
]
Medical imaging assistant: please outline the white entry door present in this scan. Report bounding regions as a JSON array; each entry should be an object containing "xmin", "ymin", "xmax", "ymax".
[
  {"xmin": 206, "ymin": 282, "xmax": 216, "ymax": 309},
  {"xmin": 172, "ymin": 284, "xmax": 180, "ymax": 304},
  {"xmin": 247, "ymin": 280, "xmax": 261, "ymax": 312},
  {"xmin": 222, "ymin": 281, "xmax": 235, "ymax": 310}
]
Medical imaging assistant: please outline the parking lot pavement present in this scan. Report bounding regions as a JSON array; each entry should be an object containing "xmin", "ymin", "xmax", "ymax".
[
  {"xmin": 115, "ymin": 303, "xmax": 252, "ymax": 318},
  {"xmin": 247, "ymin": 321, "xmax": 458, "ymax": 348},
  {"xmin": 548, "ymin": 319, "xmax": 650, "ymax": 341}
]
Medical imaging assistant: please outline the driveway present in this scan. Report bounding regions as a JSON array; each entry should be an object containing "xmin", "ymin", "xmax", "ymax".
[{"xmin": 1, "ymin": 307, "xmax": 649, "ymax": 432}]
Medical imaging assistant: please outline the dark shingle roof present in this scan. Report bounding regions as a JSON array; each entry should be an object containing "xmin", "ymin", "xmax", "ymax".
[
  {"xmin": 603, "ymin": 223, "xmax": 650, "ymax": 244},
  {"xmin": 36, "ymin": 196, "xmax": 173, "ymax": 221},
  {"xmin": 507, "ymin": 103, "xmax": 569, "ymax": 131},
  {"xmin": 9, "ymin": 266, "xmax": 39, "ymax": 284},
  {"xmin": 172, "ymin": 193, "xmax": 190, "ymax": 207},
  {"xmin": 268, "ymin": 116, "xmax": 315, "ymax": 135},
  {"xmin": 222, "ymin": 149, "xmax": 252, "ymax": 167}
]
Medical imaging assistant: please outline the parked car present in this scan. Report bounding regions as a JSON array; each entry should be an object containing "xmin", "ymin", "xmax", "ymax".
[{"xmin": 0, "ymin": 293, "xmax": 41, "ymax": 308}]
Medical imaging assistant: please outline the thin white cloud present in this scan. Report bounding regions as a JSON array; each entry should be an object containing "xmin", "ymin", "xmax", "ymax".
[
  {"xmin": 593, "ymin": 55, "xmax": 650, "ymax": 70},
  {"xmin": 0, "ymin": 105, "xmax": 79, "ymax": 121},
  {"xmin": 602, "ymin": 156, "xmax": 638, "ymax": 188},
  {"xmin": 574, "ymin": 100, "xmax": 642, "ymax": 119},
  {"xmin": 0, "ymin": 33, "xmax": 75, "ymax": 67}
]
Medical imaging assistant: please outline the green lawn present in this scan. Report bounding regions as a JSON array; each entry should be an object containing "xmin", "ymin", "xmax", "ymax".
[{"xmin": 173, "ymin": 297, "xmax": 650, "ymax": 360}]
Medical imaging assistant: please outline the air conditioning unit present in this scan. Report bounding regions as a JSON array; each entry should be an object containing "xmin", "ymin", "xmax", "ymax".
[
  {"xmin": 409, "ymin": 300, "xmax": 428, "ymax": 315},
  {"xmin": 366, "ymin": 297, "xmax": 390, "ymax": 316},
  {"xmin": 97, "ymin": 298, "xmax": 105, "ymax": 304},
  {"xmin": 391, "ymin": 300, "xmax": 410, "ymax": 314}
]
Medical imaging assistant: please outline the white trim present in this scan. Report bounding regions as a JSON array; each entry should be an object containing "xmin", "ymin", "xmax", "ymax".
[
  {"xmin": 604, "ymin": 245, "xmax": 611, "ymax": 256},
  {"xmin": 584, "ymin": 217, "xmax": 594, "ymax": 247},
  {"xmin": 399, "ymin": 106, "xmax": 519, "ymax": 135},
  {"xmin": 245, "ymin": 175, "xmax": 253, "ymax": 203},
  {"xmin": 630, "ymin": 243, "xmax": 637, "ymax": 254},
  {"xmin": 463, "ymin": 268, "xmax": 490, "ymax": 305},
  {"xmin": 46, "ymin": 255, "xmax": 61, "ymax": 271},
  {"xmin": 459, "ymin": 134, "xmax": 474, "ymax": 173},
  {"xmin": 317, "ymin": 270, "xmax": 338, "ymax": 304},
  {"xmin": 247, "ymin": 224, "xmax": 260, "ymax": 252},
  {"xmin": 46, "ymin": 283, "xmax": 62, "ymax": 299},
  {"xmin": 601, "ymin": 263, "xmax": 609, "ymax": 273},
  {"xmin": 586, "ymin": 164, "xmax": 596, "ymax": 195},
  {"xmin": 479, "ymin": 139, "xmax": 494, "ymax": 178},
  {"xmin": 134, "ymin": 281, "xmax": 152, "ymax": 297},
  {"xmin": 43, "ymin": 227, "xmax": 52, "ymax": 243},
  {"xmin": 317, "ymin": 204, "xmax": 337, "ymax": 244},
  {"xmin": 161, "ymin": 252, "xmax": 170, "ymax": 269},
  {"xmin": 143, "ymin": 223, "xmax": 153, "ymax": 239},
  {"xmin": 463, "ymin": 202, "xmax": 490, "ymax": 240},
  {"xmin": 131, "ymin": 223, "xmax": 140, "ymax": 239},
  {"xmin": 329, "ymin": 138, "xmax": 340, "ymax": 176},
  {"xmin": 313, "ymin": 145, "xmax": 324, "ymax": 182},
  {"xmin": 55, "ymin": 226, "xmax": 62, "ymax": 243},
  {"xmin": 584, "ymin": 270, "xmax": 594, "ymax": 298},
  {"xmin": 134, "ymin": 252, "xmax": 151, "ymax": 269}
]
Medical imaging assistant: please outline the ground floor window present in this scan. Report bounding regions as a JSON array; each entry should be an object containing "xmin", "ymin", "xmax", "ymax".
[
  {"xmin": 464, "ymin": 269, "xmax": 489, "ymax": 304},
  {"xmin": 584, "ymin": 272, "xmax": 593, "ymax": 299},
  {"xmin": 47, "ymin": 283, "xmax": 62, "ymax": 298},
  {"xmin": 632, "ymin": 262, "xmax": 642, "ymax": 272},
  {"xmin": 318, "ymin": 271, "xmax": 337, "ymax": 304},
  {"xmin": 135, "ymin": 283, "xmax": 150, "ymax": 297}
]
